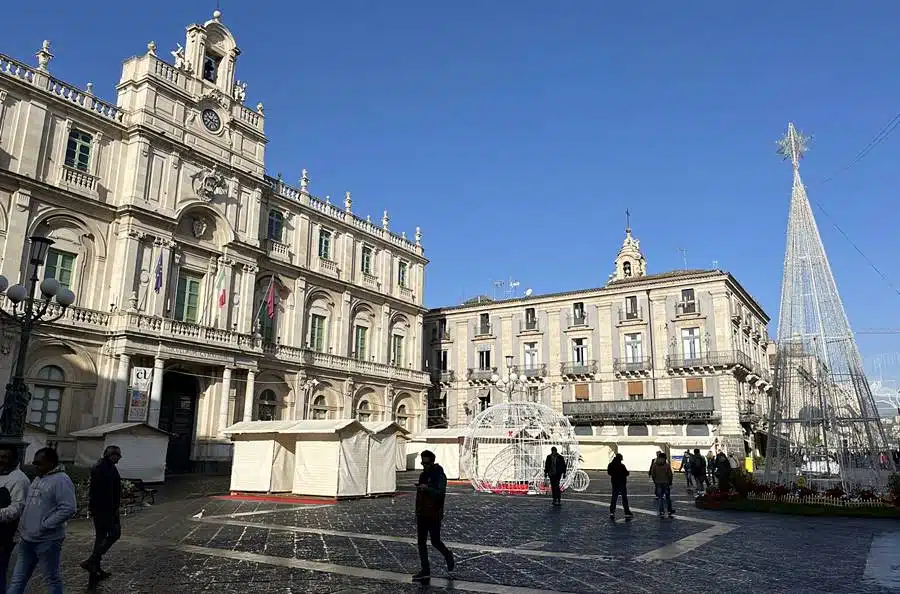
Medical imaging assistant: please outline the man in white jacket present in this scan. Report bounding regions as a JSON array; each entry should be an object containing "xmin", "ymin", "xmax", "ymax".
[
  {"xmin": 0, "ymin": 445, "xmax": 29, "ymax": 594},
  {"xmin": 7, "ymin": 447, "xmax": 76, "ymax": 594}
]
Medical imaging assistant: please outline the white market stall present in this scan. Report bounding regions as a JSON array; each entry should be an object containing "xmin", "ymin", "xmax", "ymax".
[
  {"xmin": 395, "ymin": 432, "xmax": 410, "ymax": 472},
  {"xmin": 69, "ymin": 422, "xmax": 169, "ymax": 483},
  {"xmin": 285, "ymin": 420, "xmax": 371, "ymax": 498},
  {"xmin": 223, "ymin": 420, "xmax": 300, "ymax": 493},
  {"xmin": 406, "ymin": 428, "xmax": 466, "ymax": 479},
  {"xmin": 361, "ymin": 421, "xmax": 410, "ymax": 495}
]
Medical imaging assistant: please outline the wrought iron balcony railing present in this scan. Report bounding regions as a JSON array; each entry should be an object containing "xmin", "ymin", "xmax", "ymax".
[
  {"xmin": 566, "ymin": 313, "xmax": 587, "ymax": 328},
  {"xmin": 563, "ymin": 396, "xmax": 717, "ymax": 422},
  {"xmin": 666, "ymin": 350, "xmax": 751, "ymax": 370},
  {"xmin": 560, "ymin": 360, "xmax": 598, "ymax": 376},
  {"xmin": 431, "ymin": 327, "xmax": 450, "ymax": 342},
  {"xmin": 617, "ymin": 307, "xmax": 643, "ymax": 322},
  {"xmin": 613, "ymin": 357, "xmax": 652, "ymax": 373},
  {"xmin": 468, "ymin": 367, "xmax": 497, "ymax": 381},
  {"xmin": 430, "ymin": 369, "xmax": 455, "ymax": 384},
  {"xmin": 513, "ymin": 363, "xmax": 547, "ymax": 378},
  {"xmin": 473, "ymin": 322, "xmax": 493, "ymax": 337},
  {"xmin": 675, "ymin": 300, "xmax": 700, "ymax": 316},
  {"xmin": 520, "ymin": 318, "xmax": 540, "ymax": 332}
]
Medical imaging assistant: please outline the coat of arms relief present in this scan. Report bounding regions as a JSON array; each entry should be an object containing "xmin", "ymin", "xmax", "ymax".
[{"xmin": 191, "ymin": 165, "xmax": 227, "ymax": 202}]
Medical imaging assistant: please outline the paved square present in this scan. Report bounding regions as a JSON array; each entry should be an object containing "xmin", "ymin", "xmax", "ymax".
[{"xmin": 13, "ymin": 474, "xmax": 900, "ymax": 593}]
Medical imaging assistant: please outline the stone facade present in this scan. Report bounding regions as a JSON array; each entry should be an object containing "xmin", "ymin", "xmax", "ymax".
[
  {"xmin": 424, "ymin": 227, "xmax": 774, "ymax": 464},
  {"xmin": 0, "ymin": 11, "xmax": 429, "ymax": 470}
]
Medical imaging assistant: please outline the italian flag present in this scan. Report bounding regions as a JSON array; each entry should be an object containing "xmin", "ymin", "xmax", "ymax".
[{"xmin": 215, "ymin": 266, "xmax": 226, "ymax": 308}]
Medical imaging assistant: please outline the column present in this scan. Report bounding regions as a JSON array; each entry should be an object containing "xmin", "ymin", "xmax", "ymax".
[
  {"xmin": 291, "ymin": 278, "xmax": 307, "ymax": 349},
  {"xmin": 414, "ymin": 313, "xmax": 424, "ymax": 370},
  {"xmin": 242, "ymin": 370, "xmax": 256, "ymax": 421},
  {"xmin": 148, "ymin": 357, "xmax": 164, "ymax": 428},
  {"xmin": 379, "ymin": 304, "xmax": 390, "ymax": 364},
  {"xmin": 117, "ymin": 230, "xmax": 142, "ymax": 310},
  {"xmin": 338, "ymin": 291, "xmax": 351, "ymax": 356},
  {"xmin": 239, "ymin": 264, "xmax": 258, "ymax": 334},
  {"xmin": 291, "ymin": 373, "xmax": 307, "ymax": 420},
  {"xmin": 218, "ymin": 367, "xmax": 233, "ymax": 434},
  {"xmin": 112, "ymin": 353, "xmax": 131, "ymax": 423},
  {"xmin": 215, "ymin": 257, "xmax": 234, "ymax": 330}
]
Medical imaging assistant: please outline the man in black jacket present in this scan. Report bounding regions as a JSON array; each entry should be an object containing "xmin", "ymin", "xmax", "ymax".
[
  {"xmin": 544, "ymin": 447, "xmax": 567, "ymax": 506},
  {"xmin": 81, "ymin": 446, "xmax": 122, "ymax": 583},
  {"xmin": 606, "ymin": 453, "xmax": 633, "ymax": 520},
  {"xmin": 412, "ymin": 450, "xmax": 454, "ymax": 582}
]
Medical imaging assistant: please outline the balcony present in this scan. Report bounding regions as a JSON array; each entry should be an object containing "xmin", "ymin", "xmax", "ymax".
[
  {"xmin": 473, "ymin": 322, "xmax": 493, "ymax": 337},
  {"xmin": 666, "ymin": 350, "xmax": 751, "ymax": 370},
  {"xmin": 398, "ymin": 285, "xmax": 415, "ymax": 301},
  {"xmin": 60, "ymin": 165, "xmax": 98, "ymax": 194},
  {"xmin": 266, "ymin": 238, "xmax": 291, "ymax": 263},
  {"xmin": 563, "ymin": 396, "xmax": 717, "ymax": 423},
  {"xmin": 318, "ymin": 257, "xmax": 340, "ymax": 278},
  {"xmin": 514, "ymin": 363, "xmax": 547, "ymax": 378},
  {"xmin": 360, "ymin": 272, "xmax": 380, "ymax": 291},
  {"xmin": 566, "ymin": 313, "xmax": 588, "ymax": 328},
  {"xmin": 613, "ymin": 357, "xmax": 652, "ymax": 374},
  {"xmin": 675, "ymin": 300, "xmax": 701, "ymax": 317},
  {"xmin": 431, "ymin": 327, "xmax": 451, "ymax": 342},
  {"xmin": 617, "ymin": 307, "xmax": 644, "ymax": 323},
  {"xmin": 468, "ymin": 367, "xmax": 497, "ymax": 382},
  {"xmin": 430, "ymin": 370, "xmax": 455, "ymax": 384},
  {"xmin": 283, "ymin": 347, "xmax": 430, "ymax": 384},
  {"xmin": 519, "ymin": 318, "xmax": 541, "ymax": 333},
  {"xmin": 560, "ymin": 360, "xmax": 598, "ymax": 377}
]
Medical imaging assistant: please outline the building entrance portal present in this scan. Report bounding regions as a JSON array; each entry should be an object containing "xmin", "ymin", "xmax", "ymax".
[{"xmin": 160, "ymin": 371, "xmax": 199, "ymax": 474}]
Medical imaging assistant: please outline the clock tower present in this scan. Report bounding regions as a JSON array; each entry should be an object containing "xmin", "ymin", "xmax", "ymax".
[{"xmin": 114, "ymin": 9, "xmax": 268, "ymax": 245}]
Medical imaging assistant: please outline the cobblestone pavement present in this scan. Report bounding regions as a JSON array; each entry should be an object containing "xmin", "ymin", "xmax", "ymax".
[{"xmin": 11, "ymin": 473, "xmax": 900, "ymax": 593}]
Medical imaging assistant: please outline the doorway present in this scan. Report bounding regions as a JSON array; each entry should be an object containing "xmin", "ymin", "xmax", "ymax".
[{"xmin": 160, "ymin": 371, "xmax": 199, "ymax": 474}]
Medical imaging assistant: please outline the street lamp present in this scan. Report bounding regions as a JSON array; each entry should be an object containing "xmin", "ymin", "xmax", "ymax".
[
  {"xmin": 491, "ymin": 355, "xmax": 528, "ymax": 401},
  {"xmin": 0, "ymin": 236, "xmax": 76, "ymax": 460}
]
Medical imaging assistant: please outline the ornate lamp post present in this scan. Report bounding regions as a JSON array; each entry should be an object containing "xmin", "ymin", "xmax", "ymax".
[
  {"xmin": 491, "ymin": 355, "xmax": 528, "ymax": 402},
  {"xmin": 0, "ymin": 236, "xmax": 76, "ymax": 459}
]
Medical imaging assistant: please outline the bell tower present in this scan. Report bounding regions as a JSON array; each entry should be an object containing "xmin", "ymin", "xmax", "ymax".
[
  {"xmin": 182, "ymin": 10, "xmax": 240, "ymax": 98},
  {"xmin": 612, "ymin": 211, "xmax": 647, "ymax": 281}
]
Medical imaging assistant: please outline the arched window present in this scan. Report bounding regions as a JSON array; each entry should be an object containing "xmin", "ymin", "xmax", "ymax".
[
  {"xmin": 267, "ymin": 210, "xmax": 284, "ymax": 242},
  {"xmin": 623, "ymin": 261, "xmax": 632, "ymax": 277},
  {"xmin": 32, "ymin": 365, "xmax": 64, "ymax": 433},
  {"xmin": 257, "ymin": 389, "xmax": 277, "ymax": 421},
  {"xmin": 357, "ymin": 400, "xmax": 372, "ymax": 422},
  {"xmin": 312, "ymin": 395, "xmax": 328, "ymax": 420},
  {"xmin": 396, "ymin": 404, "xmax": 409, "ymax": 429}
]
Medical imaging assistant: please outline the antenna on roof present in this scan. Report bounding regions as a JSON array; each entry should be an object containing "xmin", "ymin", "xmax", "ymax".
[
  {"xmin": 524, "ymin": 288, "xmax": 533, "ymax": 298},
  {"xmin": 676, "ymin": 248, "xmax": 688, "ymax": 270},
  {"xmin": 712, "ymin": 260, "xmax": 719, "ymax": 269}
]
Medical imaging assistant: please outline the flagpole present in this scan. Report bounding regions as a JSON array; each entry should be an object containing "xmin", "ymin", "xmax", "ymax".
[{"xmin": 253, "ymin": 275, "xmax": 275, "ymax": 332}]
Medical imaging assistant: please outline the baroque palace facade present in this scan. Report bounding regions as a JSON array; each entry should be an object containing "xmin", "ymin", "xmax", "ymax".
[
  {"xmin": 424, "ymin": 228, "xmax": 774, "ymax": 465},
  {"xmin": 0, "ymin": 11, "xmax": 429, "ymax": 471}
]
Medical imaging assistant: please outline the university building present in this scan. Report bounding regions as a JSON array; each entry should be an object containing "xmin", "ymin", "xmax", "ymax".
[
  {"xmin": 424, "ymin": 227, "xmax": 774, "ymax": 466},
  {"xmin": 0, "ymin": 11, "xmax": 430, "ymax": 471}
]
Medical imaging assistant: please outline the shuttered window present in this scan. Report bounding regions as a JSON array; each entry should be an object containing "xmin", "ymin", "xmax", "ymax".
[
  {"xmin": 628, "ymin": 381, "xmax": 644, "ymax": 400},
  {"xmin": 574, "ymin": 383, "xmax": 589, "ymax": 401},
  {"xmin": 686, "ymin": 378, "xmax": 704, "ymax": 397}
]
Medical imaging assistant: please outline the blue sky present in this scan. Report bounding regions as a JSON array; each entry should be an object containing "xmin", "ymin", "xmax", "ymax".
[{"xmin": 4, "ymin": 2, "xmax": 900, "ymax": 362}]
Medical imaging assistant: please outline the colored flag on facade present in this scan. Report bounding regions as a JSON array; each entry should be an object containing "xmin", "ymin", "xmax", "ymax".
[
  {"xmin": 265, "ymin": 277, "xmax": 276, "ymax": 319},
  {"xmin": 153, "ymin": 253, "xmax": 163, "ymax": 294},
  {"xmin": 215, "ymin": 266, "xmax": 227, "ymax": 309}
]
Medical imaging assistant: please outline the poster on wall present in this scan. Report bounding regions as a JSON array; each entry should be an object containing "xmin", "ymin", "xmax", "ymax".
[{"xmin": 127, "ymin": 367, "xmax": 154, "ymax": 422}]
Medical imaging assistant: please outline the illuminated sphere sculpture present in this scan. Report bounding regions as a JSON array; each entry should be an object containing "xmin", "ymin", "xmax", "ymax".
[{"xmin": 461, "ymin": 401, "xmax": 581, "ymax": 495}]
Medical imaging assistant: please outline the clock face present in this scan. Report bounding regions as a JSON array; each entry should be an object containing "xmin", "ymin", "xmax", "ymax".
[{"xmin": 201, "ymin": 109, "xmax": 221, "ymax": 132}]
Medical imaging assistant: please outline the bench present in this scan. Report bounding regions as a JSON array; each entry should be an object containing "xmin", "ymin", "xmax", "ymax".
[{"xmin": 122, "ymin": 479, "xmax": 157, "ymax": 505}]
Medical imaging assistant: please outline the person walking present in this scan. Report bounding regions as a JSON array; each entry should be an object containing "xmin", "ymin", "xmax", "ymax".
[
  {"xmin": 8, "ymin": 447, "xmax": 77, "ymax": 594},
  {"xmin": 649, "ymin": 452, "xmax": 674, "ymax": 518},
  {"xmin": 679, "ymin": 450, "xmax": 694, "ymax": 490},
  {"xmin": 0, "ymin": 445, "xmax": 29, "ymax": 594},
  {"xmin": 691, "ymin": 448, "xmax": 708, "ymax": 492},
  {"xmin": 606, "ymin": 454, "xmax": 633, "ymax": 520},
  {"xmin": 81, "ymin": 445, "xmax": 123, "ymax": 585},
  {"xmin": 715, "ymin": 452, "xmax": 732, "ymax": 492},
  {"xmin": 544, "ymin": 447, "xmax": 567, "ymax": 506},
  {"xmin": 412, "ymin": 450, "xmax": 454, "ymax": 583}
]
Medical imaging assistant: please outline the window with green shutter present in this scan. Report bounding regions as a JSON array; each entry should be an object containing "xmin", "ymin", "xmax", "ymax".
[
  {"xmin": 44, "ymin": 248, "xmax": 76, "ymax": 290},
  {"xmin": 174, "ymin": 273, "xmax": 202, "ymax": 323},
  {"xmin": 309, "ymin": 314, "xmax": 326, "ymax": 352},
  {"xmin": 64, "ymin": 130, "xmax": 93, "ymax": 172},
  {"xmin": 354, "ymin": 325, "xmax": 368, "ymax": 360}
]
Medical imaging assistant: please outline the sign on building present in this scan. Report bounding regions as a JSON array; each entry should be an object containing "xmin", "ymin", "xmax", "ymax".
[{"xmin": 127, "ymin": 367, "xmax": 154, "ymax": 422}]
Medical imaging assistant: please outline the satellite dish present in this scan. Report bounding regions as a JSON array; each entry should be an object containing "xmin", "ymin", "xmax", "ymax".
[{"xmin": 524, "ymin": 288, "xmax": 533, "ymax": 297}]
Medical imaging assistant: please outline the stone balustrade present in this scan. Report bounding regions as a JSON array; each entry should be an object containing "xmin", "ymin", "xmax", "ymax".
[
  {"xmin": 0, "ymin": 54, "xmax": 124, "ymax": 124},
  {"xmin": 10, "ymin": 300, "xmax": 426, "ymax": 384}
]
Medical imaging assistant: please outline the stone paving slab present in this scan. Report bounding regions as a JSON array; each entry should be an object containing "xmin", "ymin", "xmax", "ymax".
[{"xmin": 7, "ymin": 476, "xmax": 900, "ymax": 593}]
